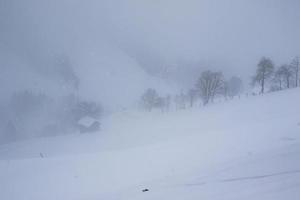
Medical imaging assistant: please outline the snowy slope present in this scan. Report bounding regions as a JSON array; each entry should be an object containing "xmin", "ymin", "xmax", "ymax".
[{"xmin": 0, "ymin": 88, "xmax": 300, "ymax": 200}]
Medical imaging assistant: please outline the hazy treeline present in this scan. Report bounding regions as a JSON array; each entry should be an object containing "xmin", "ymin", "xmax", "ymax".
[
  {"xmin": 0, "ymin": 56, "xmax": 103, "ymax": 144},
  {"xmin": 140, "ymin": 56, "xmax": 299, "ymax": 112},
  {"xmin": 140, "ymin": 73, "xmax": 243, "ymax": 111},
  {"xmin": 0, "ymin": 91, "xmax": 102, "ymax": 144},
  {"xmin": 1, "ymin": 55, "xmax": 299, "ymax": 144},
  {"xmin": 253, "ymin": 56, "xmax": 300, "ymax": 93}
]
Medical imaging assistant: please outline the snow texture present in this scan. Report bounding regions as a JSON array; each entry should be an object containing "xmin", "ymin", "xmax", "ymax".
[{"xmin": 0, "ymin": 88, "xmax": 300, "ymax": 200}]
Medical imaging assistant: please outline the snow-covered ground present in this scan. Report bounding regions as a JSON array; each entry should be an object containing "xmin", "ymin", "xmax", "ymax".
[{"xmin": 0, "ymin": 88, "xmax": 300, "ymax": 200}]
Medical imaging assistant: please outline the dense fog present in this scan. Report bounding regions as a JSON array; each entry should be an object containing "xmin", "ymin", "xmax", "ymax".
[
  {"xmin": 2, "ymin": 1, "xmax": 300, "ymax": 200},
  {"xmin": 0, "ymin": 0, "xmax": 300, "ymax": 142}
]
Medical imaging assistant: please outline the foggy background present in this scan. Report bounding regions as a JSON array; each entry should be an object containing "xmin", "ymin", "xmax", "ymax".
[{"xmin": 0, "ymin": 0, "xmax": 300, "ymax": 141}]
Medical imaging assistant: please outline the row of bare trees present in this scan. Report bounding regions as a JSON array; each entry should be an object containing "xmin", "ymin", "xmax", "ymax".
[
  {"xmin": 140, "ymin": 89, "xmax": 171, "ymax": 112},
  {"xmin": 140, "ymin": 56, "xmax": 299, "ymax": 112},
  {"xmin": 194, "ymin": 71, "xmax": 243, "ymax": 105},
  {"xmin": 140, "ymin": 72, "xmax": 243, "ymax": 111},
  {"xmin": 252, "ymin": 56, "xmax": 300, "ymax": 93}
]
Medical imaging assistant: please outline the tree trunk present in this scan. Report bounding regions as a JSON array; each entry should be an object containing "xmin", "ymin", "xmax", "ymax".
[
  {"xmin": 261, "ymin": 77, "xmax": 265, "ymax": 94},
  {"xmin": 296, "ymin": 67, "xmax": 299, "ymax": 87},
  {"xmin": 295, "ymin": 58, "xmax": 299, "ymax": 87},
  {"xmin": 279, "ymin": 80, "xmax": 282, "ymax": 90}
]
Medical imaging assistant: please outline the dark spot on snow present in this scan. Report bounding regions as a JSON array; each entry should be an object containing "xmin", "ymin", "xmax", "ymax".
[{"xmin": 142, "ymin": 189, "xmax": 149, "ymax": 192}]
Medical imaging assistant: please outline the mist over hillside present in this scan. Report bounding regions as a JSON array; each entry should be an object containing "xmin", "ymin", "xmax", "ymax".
[
  {"xmin": 1, "ymin": 0, "xmax": 300, "ymax": 105},
  {"xmin": 0, "ymin": 0, "xmax": 300, "ymax": 142},
  {"xmin": 1, "ymin": 1, "xmax": 300, "ymax": 199}
]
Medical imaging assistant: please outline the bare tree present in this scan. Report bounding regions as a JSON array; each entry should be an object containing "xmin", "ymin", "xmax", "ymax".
[
  {"xmin": 272, "ymin": 67, "xmax": 284, "ymax": 91},
  {"xmin": 164, "ymin": 95, "xmax": 171, "ymax": 112},
  {"xmin": 222, "ymin": 80, "xmax": 229, "ymax": 100},
  {"xmin": 278, "ymin": 64, "xmax": 293, "ymax": 88},
  {"xmin": 174, "ymin": 92, "xmax": 187, "ymax": 110},
  {"xmin": 153, "ymin": 97, "xmax": 166, "ymax": 112},
  {"xmin": 252, "ymin": 57, "xmax": 274, "ymax": 94},
  {"xmin": 196, "ymin": 70, "xmax": 224, "ymax": 105},
  {"xmin": 291, "ymin": 56, "xmax": 300, "ymax": 87},
  {"xmin": 140, "ymin": 88, "xmax": 159, "ymax": 111},
  {"xmin": 188, "ymin": 89, "xmax": 197, "ymax": 107}
]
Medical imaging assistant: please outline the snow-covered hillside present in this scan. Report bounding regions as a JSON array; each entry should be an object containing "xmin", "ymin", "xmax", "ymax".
[{"xmin": 0, "ymin": 88, "xmax": 299, "ymax": 200}]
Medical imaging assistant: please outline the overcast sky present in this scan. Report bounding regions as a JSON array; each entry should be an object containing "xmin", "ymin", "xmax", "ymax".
[{"xmin": 0, "ymin": 0, "xmax": 300, "ymax": 107}]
